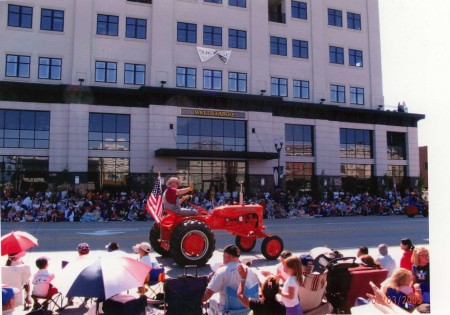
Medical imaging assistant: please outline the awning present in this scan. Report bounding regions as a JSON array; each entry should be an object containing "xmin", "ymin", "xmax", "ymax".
[{"xmin": 154, "ymin": 148, "xmax": 278, "ymax": 160}]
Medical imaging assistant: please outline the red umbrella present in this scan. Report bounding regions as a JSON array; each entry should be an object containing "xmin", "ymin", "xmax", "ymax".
[{"xmin": 1, "ymin": 231, "xmax": 38, "ymax": 256}]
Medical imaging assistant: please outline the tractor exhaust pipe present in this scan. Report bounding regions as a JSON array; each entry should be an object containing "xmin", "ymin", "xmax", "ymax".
[{"xmin": 238, "ymin": 181, "xmax": 244, "ymax": 205}]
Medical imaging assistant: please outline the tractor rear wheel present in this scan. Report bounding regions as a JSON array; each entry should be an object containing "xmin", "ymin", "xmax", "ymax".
[
  {"xmin": 261, "ymin": 235, "xmax": 283, "ymax": 260},
  {"xmin": 236, "ymin": 236, "xmax": 256, "ymax": 252},
  {"xmin": 149, "ymin": 222, "xmax": 170, "ymax": 257},
  {"xmin": 170, "ymin": 220, "xmax": 215, "ymax": 266}
]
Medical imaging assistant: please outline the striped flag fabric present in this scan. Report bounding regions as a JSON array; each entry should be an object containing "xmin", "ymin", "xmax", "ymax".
[{"xmin": 147, "ymin": 176, "xmax": 163, "ymax": 223}]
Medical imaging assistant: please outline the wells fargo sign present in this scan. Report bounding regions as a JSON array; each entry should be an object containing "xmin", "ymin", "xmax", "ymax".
[{"xmin": 181, "ymin": 108, "xmax": 246, "ymax": 119}]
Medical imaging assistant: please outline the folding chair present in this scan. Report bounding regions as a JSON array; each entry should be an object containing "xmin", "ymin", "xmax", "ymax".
[
  {"xmin": 1, "ymin": 265, "xmax": 32, "ymax": 310},
  {"xmin": 299, "ymin": 272, "xmax": 333, "ymax": 314},
  {"xmin": 222, "ymin": 284, "xmax": 259, "ymax": 315},
  {"xmin": 31, "ymin": 291, "xmax": 64, "ymax": 312},
  {"xmin": 146, "ymin": 266, "xmax": 165, "ymax": 299}
]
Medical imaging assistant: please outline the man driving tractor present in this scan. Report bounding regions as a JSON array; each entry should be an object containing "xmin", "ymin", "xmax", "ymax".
[{"xmin": 163, "ymin": 177, "xmax": 198, "ymax": 216}]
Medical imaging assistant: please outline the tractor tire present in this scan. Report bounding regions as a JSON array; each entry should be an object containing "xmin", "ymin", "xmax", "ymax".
[
  {"xmin": 236, "ymin": 236, "xmax": 256, "ymax": 252},
  {"xmin": 170, "ymin": 220, "xmax": 216, "ymax": 267},
  {"xmin": 261, "ymin": 235, "xmax": 284, "ymax": 260},
  {"xmin": 149, "ymin": 222, "xmax": 170, "ymax": 257}
]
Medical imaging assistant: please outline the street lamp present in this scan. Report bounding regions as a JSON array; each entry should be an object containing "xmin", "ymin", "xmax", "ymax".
[{"xmin": 274, "ymin": 139, "xmax": 283, "ymax": 190}]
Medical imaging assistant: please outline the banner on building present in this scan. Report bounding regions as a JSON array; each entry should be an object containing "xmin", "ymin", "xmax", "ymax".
[{"xmin": 197, "ymin": 46, "xmax": 232, "ymax": 64}]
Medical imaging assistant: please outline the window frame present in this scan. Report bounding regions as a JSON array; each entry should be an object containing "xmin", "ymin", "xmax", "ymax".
[
  {"xmin": 270, "ymin": 36, "xmax": 287, "ymax": 56},
  {"xmin": 349, "ymin": 49, "xmax": 363, "ymax": 67},
  {"xmin": 228, "ymin": 72, "xmax": 247, "ymax": 92},
  {"xmin": 38, "ymin": 57, "xmax": 62, "ymax": 80},
  {"xmin": 347, "ymin": 12, "xmax": 361, "ymax": 30},
  {"xmin": 330, "ymin": 84, "xmax": 345, "ymax": 103},
  {"xmin": 125, "ymin": 17, "xmax": 147, "ymax": 39},
  {"xmin": 96, "ymin": 14, "xmax": 119, "ymax": 36},
  {"xmin": 40, "ymin": 8, "xmax": 64, "ymax": 32},
  {"xmin": 350, "ymin": 87, "xmax": 364, "ymax": 105},
  {"xmin": 228, "ymin": 29, "xmax": 247, "ymax": 49},
  {"xmin": 229, "ymin": 0, "xmax": 246, "ymax": 8},
  {"xmin": 291, "ymin": 1, "xmax": 307, "ymax": 20},
  {"xmin": 176, "ymin": 67, "xmax": 197, "ymax": 88},
  {"xmin": 203, "ymin": 69, "xmax": 222, "ymax": 90},
  {"xmin": 329, "ymin": 46, "xmax": 344, "ymax": 64},
  {"xmin": 271, "ymin": 77, "xmax": 288, "ymax": 97},
  {"xmin": 292, "ymin": 39, "xmax": 308, "ymax": 59},
  {"xmin": 203, "ymin": 25, "xmax": 222, "ymax": 46},
  {"xmin": 8, "ymin": 4, "xmax": 33, "ymax": 29},
  {"xmin": 293, "ymin": 80, "xmax": 310, "ymax": 99},
  {"xmin": 328, "ymin": 8, "xmax": 343, "ymax": 27},
  {"xmin": 285, "ymin": 124, "xmax": 314, "ymax": 156},
  {"xmin": 124, "ymin": 63, "xmax": 146, "ymax": 85},
  {"xmin": 95, "ymin": 61, "xmax": 117, "ymax": 83},
  {"xmin": 88, "ymin": 113, "xmax": 131, "ymax": 151},
  {"xmin": 177, "ymin": 22, "xmax": 197, "ymax": 43},
  {"xmin": 340, "ymin": 128, "xmax": 373, "ymax": 159},
  {"xmin": 5, "ymin": 54, "xmax": 30, "ymax": 78}
]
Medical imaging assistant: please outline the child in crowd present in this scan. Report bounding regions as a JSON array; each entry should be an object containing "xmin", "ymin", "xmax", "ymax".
[
  {"xmin": 382, "ymin": 268, "xmax": 422, "ymax": 311},
  {"xmin": 279, "ymin": 256, "xmax": 304, "ymax": 315},
  {"xmin": 31, "ymin": 256, "xmax": 58, "ymax": 310}
]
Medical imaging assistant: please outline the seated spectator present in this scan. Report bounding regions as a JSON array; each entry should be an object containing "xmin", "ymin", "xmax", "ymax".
[
  {"xmin": 133, "ymin": 242, "xmax": 159, "ymax": 268},
  {"xmin": 236, "ymin": 268, "xmax": 286, "ymax": 315},
  {"xmin": 31, "ymin": 256, "xmax": 58, "ymax": 310},
  {"xmin": 411, "ymin": 247, "xmax": 430, "ymax": 304},
  {"xmin": 359, "ymin": 254, "xmax": 381, "ymax": 269},
  {"xmin": 357, "ymin": 246, "xmax": 369, "ymax": 258},
  {"xmin": 376, "ymin": 244, "xmax": 396, "ymax": 277},
  {"xmin": 300, "ymin": 254, "xmax": 314, "ymax": 275},
  {"xmin": 382, "ymin": 268, "xmax": 422, "ymax": 311}
]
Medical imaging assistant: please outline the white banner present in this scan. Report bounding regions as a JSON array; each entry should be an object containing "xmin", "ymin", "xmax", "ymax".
[{"xmin": 196, "ymin": 46, "xmax": 232, "ymax": 64}]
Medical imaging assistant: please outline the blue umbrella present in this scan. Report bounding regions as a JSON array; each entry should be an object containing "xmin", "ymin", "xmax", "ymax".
[{"xmin": 54, "ymin": 255, "xmax": 151, "ymax": 301}]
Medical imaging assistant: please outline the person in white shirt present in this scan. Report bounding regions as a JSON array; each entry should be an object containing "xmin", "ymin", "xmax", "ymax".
[
  {"xmin": 133, "ymin": 242, "xmax": 159, "ymax": 268},
  {"xmin": 31, "ymin": 257, "xmax": 58, "ymax": 310},
  {"xmin": 375, "ymin": 244, "xmax": 397, "ymax": 277}
]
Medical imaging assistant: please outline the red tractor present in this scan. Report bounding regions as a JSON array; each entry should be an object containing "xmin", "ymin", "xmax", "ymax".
[{"xmin": 149, "ymin": 202, "xmax": 284, "ymax": 266}]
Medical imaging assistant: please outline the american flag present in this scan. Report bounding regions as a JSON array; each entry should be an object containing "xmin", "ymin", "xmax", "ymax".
[{"xmin": 147, "ymin": 176, "xmax": 163, "ymax": 223}]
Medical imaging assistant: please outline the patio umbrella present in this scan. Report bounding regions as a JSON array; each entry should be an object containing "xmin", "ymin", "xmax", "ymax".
[
  {"xmin": 1, "ymin": 231, "xmax": 38, "ymax": 256},
  {"xmin": 53, "ymin": 255, "xmax": 151, "ymax": 301}
]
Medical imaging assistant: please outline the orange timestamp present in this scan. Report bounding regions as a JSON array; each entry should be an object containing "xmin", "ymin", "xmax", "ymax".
[{"xmin": 372, "ymin": 295, "xmax": 422, "ymax": 306}]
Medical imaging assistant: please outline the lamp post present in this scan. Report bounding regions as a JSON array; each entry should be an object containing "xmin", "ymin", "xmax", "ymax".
[{"xmin": 274, "ymin": 139, "xmax": 283, "ymax": 190}]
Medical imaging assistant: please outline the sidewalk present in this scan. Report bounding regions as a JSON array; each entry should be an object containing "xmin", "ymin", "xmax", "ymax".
[{"xmin": 3, "ymin": 244, "xmax": 427, "ymax": 315}]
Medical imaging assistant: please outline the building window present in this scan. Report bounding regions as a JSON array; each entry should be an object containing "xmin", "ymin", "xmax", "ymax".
[
  {"xmin": 40, "ymin": 8, "xmax": 64, "ymax": 32},
  {"xmin": 38, "ymin": 57, "xmax": 62, "ymax": 80},
  {"xmin": 349, "ymin": 49, "xmax": 363, "ymax": 67},
  {"xmin": 229, "ymin": 0, "xmax": 246, "ymax": 8},
  {"xmin": 88, "ymin": 157, "xmax": 129, "ymax": 189},
  {"xmin": 285, "ymin": 124, "xmax": 314, "ymax": 156},
  {"xmin": 388, "ymin": 165, "xmax": 406, "ymax": 182},
  {"xmin": 177, "ymin": 22, "xmax": 197, "ymax": 43},
  {"xmin": 293, "ymin": 80, "xmax": 309, "ymax": 99},
  {"xmin": 126, "ymin": 17, "xmax": 147, "ymax": 39},
  {"xmin": 177, "ymin": 117, "xmax": 246, "ymax": 151},
  {"xmin": 203, "ymin": 25, "xmax": 222, "ymax": 46},
  {"xmin": 347, "ymin": 12, "xmax": 361, "ymax": 30},
  {"xmin": 328, "ymin": 8, "xmax": 342, "ymax": 27},
  {"xmin": 350, "ymin": 87, "xmax": 364, "ymax": 105},
  {"xmin": 341, "ymin": 164, "xmax": 372, "ymax": 178},
  {"xmin": 270, "ymin": 36, "xmax": 287, "ymax": 56},
  {"xmin": 127, "ymin": 0, "xmax": 152, "ymax": 3},
  {"xmin": 285, "ymin": 162, "xmax": 313, "ymax": 193},
  {"xmin": 95, "ymin": 61, "xmax": 117, "ymax": 83},
  {"xmin": 204, "ymin": 0, "xmax": 222, "ymax": 3},
  {"xmin": 387, "ymin": 132, "xmax": 406, "ymax": 160},
  {"xmin": 124, "ymin": 63, "xmax": 145, "ymax": 85},
  {"xmin": 97, "ymin": 14, "xmax": 119, "ymax": 36},
  {"xmin": 340, "ymin": 128, "xmax": 373, "ymax": 159},
  {"xmin": 0, "ymin": 156, "xmax": 49, "ymax": 190},
  {"xmin": 271, "ymin": 77, "xmax": 288, "ymax": 97},
  {"xmin": 0, "ymin": 110, "xmax": 50, "ymax": 149},
  {"xmin": 228, "ymin": 72, "xmax": 247, "ymax": 92},
  {"xmin": 329, "ymin": 46, "xmax": 344, "ymax": 64},
  {"xmin": 88, "ymin": 113, "xmax": 130, "ymax": 151},
  {"xmin": 291, "ymin": 1, "xmax": 307, "ymax": 20},
  {"xmin": 293, "ymin": 39, "xmax": 308, "ymax": 59},
  {"xmin": 229, "ymin": 29, "xmax": 246, "ymax": 49},
  {"xmin": 203, "ymin": 69, "xmax": 222, "ymax": 90},
  {"xmin": 8, "ymin": 4, "xmax": 32, "ymax": 28},
  {"xmin": 330, "ymin": 84, "xmax": 345, "ymax": 103},
  {"xmin": 6, "ymin": 55, "xmax": 30, "ymax": 78},
  {"xmin": 176, "ymin": 67, "xmax": 196, "ymax": 88}
]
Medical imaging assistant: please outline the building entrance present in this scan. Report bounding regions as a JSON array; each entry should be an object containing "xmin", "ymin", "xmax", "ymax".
[{"xmin": 176, "ymin": 159, "xmax": 246, "ymax": 195}]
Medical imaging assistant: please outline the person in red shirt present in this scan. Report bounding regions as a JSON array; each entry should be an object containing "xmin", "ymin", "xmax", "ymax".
[
  {"xmin": 400, "ymin": 238, "xmax": 415, "ymax": 271},
  {"xmin": 162, "ymin": 177, "xmax": 197, "ymax": 216}
]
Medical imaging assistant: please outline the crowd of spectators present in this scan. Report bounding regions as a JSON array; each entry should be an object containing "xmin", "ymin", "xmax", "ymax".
[{"xmin": 1, "ymin": 186, "xmax": 427, "ymax": 223}]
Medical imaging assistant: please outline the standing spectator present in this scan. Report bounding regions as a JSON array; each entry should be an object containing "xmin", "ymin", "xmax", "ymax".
[
  {"xmin": 279, "ymin": 256, "xmax": 304, "ymax": 315},
  {"xmin": 376, "ymin": 244, "xmax": 397, "ymax": 277},
  {"xmin": 400, "ymin": 238, "xmax": 415, "ymax": 271}
]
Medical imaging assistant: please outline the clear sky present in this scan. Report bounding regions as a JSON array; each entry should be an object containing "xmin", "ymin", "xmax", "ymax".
[{"xmin": 379, "ymin": 1, "xmax": 449, "ymax": 312}]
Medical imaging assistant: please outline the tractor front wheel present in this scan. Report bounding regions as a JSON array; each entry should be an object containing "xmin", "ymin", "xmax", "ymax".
[
  {"xmin": 170, "ymin": 220, "xmax": 216, "ymax": 266},
  {"xmin": 236, "ymin": 236, "xmax": 256, "ymax": 252},
  {"xmin": 149, "ymin": 222, "xmax": 170, "ymax": 257},
  {"xmin": 261, "ymin": 235, "xmax": 283, "ymax": 260}
]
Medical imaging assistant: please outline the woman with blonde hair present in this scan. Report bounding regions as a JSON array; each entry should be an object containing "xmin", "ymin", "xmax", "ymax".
[
  {"xmin": 383, "ymin": 268, "xmax": 422, "ymax": 310},
  {"xmin": 279, "ymin": 256, "xmax": 304, "ymax": 315},
  {"xmin": 411, "ymin": 247, "xmax": 430, "ymax": 303}
]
